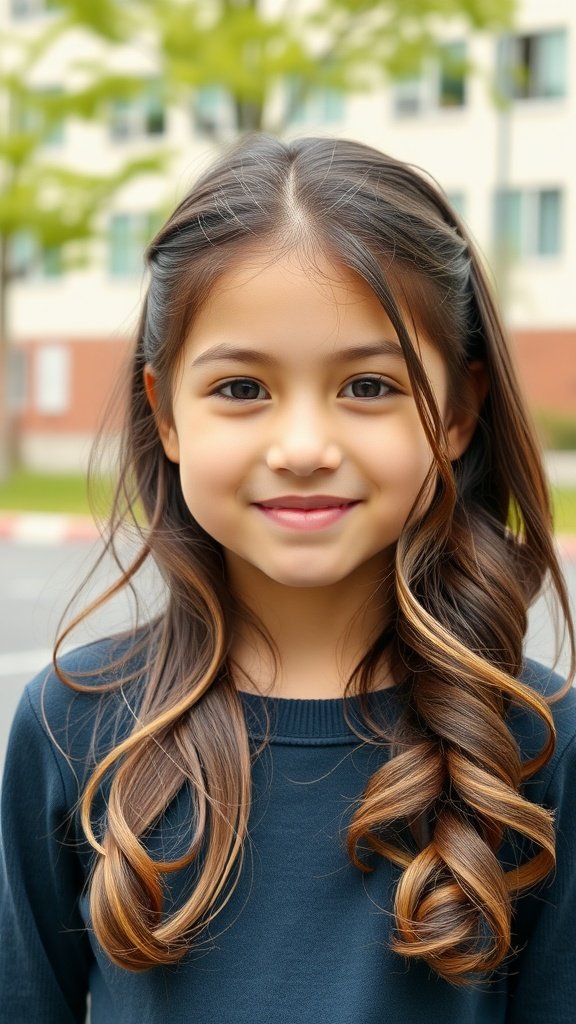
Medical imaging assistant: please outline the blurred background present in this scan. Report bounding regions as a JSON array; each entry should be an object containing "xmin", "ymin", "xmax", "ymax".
[{"xmin": 0, "ymin": 0, "xmax": 575, "ymax": 764}]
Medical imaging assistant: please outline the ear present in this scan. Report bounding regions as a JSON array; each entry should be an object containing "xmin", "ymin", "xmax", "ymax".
[
  {"xmin": 143, "ymin": 364, "xmax": 180, "ymax": 464},
  {"xmin": 445, "ymin": 360, "xmax": 488, "ymax": 461}
]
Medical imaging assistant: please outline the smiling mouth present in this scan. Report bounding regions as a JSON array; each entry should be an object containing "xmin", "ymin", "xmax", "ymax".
[
  {"xmin": 255, "ymin": 496, "xmax": 359, "ymax": 510},
  {"xmin": 253, "ymin": 500, "xmax": 359, "ymax": 531}
]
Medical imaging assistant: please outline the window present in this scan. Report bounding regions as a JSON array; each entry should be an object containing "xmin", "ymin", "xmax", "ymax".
[
  {"xmin": 393, "ymin": 75, "xmax": 423, "ymax": 117},
  {"xmin": 12, "ymin": 87, "xmax": 63, "ymax": 147},
  {"xmin": 497, "ymin": 29, "xmax": 567, "ymax": 100},
  {"xmin": 109, "ymin": 212, "xmax": 160, "ymax": 277},
  {"xmin": 393, "ymin": 41, "xmax": 467, "ymax": 116},
  {"xmin": 35, "ymin": 345, "xmax": 70, "ymax": 416},
  {"xmin": 285, "ymin": 78, "xmax": 345, "ymax": 126},
  {"xmin": 494, "ymin": 188, "xmax": 562, "ymax": 258},
  {"xmin": 109, "ymin": 80, "xmax": 166, "ymax": 141},
  {"xmin": 10, "ymin": 232, "xmax": 36, "ymax": 277},
  {"xmin": 15, "ymin": 87, "xmax": 65, "ymax": 146},
  {"xmin": 41, "ymin": 245, "xmax": 63, "ymax": 276},
  {"xmin": 9, "ymin": 231, "xmax": 63, "ymax": 278},
  {"xmin": 193, "ymin": 86, "xmax": 233, "ymax": 136},
  {"xmin": 438, "ymin": 41, "xmax": 467, "ymax": 107},
  {"xmin": 537, "ymin": 190, "xmax": 562, "ymax": 255},
  {"xmin": 10, "ymin": 0, "xmax": 59, "ymax": 17}
]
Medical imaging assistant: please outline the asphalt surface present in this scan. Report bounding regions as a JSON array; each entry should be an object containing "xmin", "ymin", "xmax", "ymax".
[
  {"xmin": 0, "ymin": 538, "xmax": 164, "ymax": 771},
  {"xmin": 1, "ymin": 540, "xmax": 575, "ymax": 771}
]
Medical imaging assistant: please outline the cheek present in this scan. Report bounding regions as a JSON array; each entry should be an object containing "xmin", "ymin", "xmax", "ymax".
[
  {"xmin": 367, "ymin": 417, "xmax": 434, "ymax": 491},
  {"xmin": 179, "ymin": 456, "xmax": 227, "ymax": 503},
  {"xmin": 176, "ymin": 434, "xmax": 248, "ymax": 516}
]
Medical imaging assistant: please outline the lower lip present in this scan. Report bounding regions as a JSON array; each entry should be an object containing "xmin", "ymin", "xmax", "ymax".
[{"xmin": 255, "ymin": 503, "xmax": 358, "ymax": 531}]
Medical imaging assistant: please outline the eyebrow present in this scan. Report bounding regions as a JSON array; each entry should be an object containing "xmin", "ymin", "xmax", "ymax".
[{"xmin": 189, "ymin": 340, "xmax": 406, "ymax": 369}]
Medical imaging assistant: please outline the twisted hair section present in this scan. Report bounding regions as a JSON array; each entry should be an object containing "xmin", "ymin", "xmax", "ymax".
[{"xmin": 53, "ymin": 135, "xmax": 574, "ymax": 979}]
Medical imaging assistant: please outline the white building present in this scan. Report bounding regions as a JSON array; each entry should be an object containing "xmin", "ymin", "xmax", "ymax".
[{"xmin": 2, "ymin": 0, "xmax": 574, "ymax": 470}]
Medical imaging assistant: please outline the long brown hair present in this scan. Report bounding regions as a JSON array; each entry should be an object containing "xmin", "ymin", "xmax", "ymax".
[{"xmin": 55, "ymin": 135, "xmax": 574, "ymax": 982}]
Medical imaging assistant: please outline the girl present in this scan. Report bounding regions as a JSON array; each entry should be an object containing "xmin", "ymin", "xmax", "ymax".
[{"xmin": 1, "ymin": 135, "xmax": 575, "ymax": 1023}]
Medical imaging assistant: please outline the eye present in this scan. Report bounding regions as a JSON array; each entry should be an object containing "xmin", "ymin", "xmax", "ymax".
[
  {"xmin": 214, "ymin": 378, "xmax": 268, "ymax": 401},
  {"xmin": 339, "ymin": 375, "xmax": 394, "ymax": 399}
]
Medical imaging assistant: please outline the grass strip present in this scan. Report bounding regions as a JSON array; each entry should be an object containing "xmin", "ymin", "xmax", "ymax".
[
  {"xmin": 0, "ymin": 472, "xmax": 111, "ymax": 516},
  {"xmin": 0, "ymin": 472, "xmax": 575, "ymax": 533}
]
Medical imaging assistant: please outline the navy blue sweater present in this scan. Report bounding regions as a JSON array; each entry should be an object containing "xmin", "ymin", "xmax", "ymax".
[{"xmin": 1, "ymin": 640, "xmax": 575, "ymax": 1022}]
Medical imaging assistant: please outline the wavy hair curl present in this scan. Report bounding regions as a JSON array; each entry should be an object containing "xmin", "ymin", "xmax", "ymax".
[{"xmin": 55, "ymin": 135, "xmax": 574, "ymax": 982}]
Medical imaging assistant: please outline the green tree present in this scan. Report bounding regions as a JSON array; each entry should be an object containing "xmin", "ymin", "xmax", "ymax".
[
  {"xmin": 145, "ymin": 0, "xmax": 515, "ymax": 133},
  {"xmin": 0, "ymin": 4, "xmax": 165, "ymax": 480}
]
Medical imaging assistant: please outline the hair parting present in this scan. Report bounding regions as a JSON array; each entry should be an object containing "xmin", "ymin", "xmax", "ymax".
[{"xmin": 53, "ymin": 134, "xmax": 574, "ymax": 981}]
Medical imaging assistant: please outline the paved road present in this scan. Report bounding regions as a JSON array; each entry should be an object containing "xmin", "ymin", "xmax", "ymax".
[
  {"xmin": 0, "ymin": 538, "xmax": 165, "ymax": 770},
  {"xmin": 1, "ymin": 539, "xmax": 574, "ymax": 770}
]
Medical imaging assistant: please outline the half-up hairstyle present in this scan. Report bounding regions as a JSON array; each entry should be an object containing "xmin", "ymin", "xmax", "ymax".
[{"xmin": 54, "ymin": 134, "xmax": 574, "ymax": 982}]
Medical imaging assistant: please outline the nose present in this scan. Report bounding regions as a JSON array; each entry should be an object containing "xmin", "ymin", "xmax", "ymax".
[{"xmin": 265, "ymin": 400, "xmax": 342, "ymax": 476}]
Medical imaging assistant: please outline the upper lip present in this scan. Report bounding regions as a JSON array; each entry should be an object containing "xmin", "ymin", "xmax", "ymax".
[{"xmin": 255, "ymin": 496, "xmax": 359, "ymax": 509}]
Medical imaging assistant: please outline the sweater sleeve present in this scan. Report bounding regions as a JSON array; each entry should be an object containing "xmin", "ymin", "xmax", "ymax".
[
  {"xmin": 0, "ymin": 685, "xmax": 91, "ymax": 1023},
  {"xmin": 506, "ymin": 728, "xmax": 576, "ymax": 1022}
]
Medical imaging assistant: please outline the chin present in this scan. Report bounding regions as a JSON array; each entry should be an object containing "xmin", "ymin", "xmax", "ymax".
[
  {"xmin": 261, "ymin": 567, "xmax": 354, "ymax": 589},
  {"xmin": 275, "ymin": 578, "xmax": 337, "ymax": 589}
]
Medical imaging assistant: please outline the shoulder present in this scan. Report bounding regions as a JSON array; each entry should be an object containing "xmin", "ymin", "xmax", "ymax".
[
  {"xmin": 11, "ymin": 633, "xmax": 149, "ymax": 797},
  {"xmin": 512, "ymin": 658, "xmax": 576, "ymax": 801},
  {"xmin": 519, "ymin": 658, "xmax": 576, "ymax": 748},
  {"xmin": 521, "ymin": 658, "xmax": 576, "ymax": 737}
]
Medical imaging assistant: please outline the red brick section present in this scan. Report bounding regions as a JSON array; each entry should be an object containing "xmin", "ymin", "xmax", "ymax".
[
  {"xmin": 512, "ymin": 329, "xmax": 576, "ymax": 415},
  {"xmin": 16, "ymin": 337, "xmax": 132, "ymax": 435}
]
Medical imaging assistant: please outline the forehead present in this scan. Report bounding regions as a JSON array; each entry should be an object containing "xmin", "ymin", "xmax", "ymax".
[
  {"xmin": 176, "ymin": 249, "xmax": 450, "ymax": 406},
  {"xmin": 185, "ymin": 249, "xmax": 402, "ymax": 355}
]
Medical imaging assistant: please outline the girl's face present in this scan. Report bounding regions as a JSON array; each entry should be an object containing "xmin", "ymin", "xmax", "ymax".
[{"xmin": 148, "ymin": 250, "xmax": 475, "ymax": 595}]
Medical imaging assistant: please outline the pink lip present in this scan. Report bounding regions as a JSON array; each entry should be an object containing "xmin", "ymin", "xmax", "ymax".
[
  {"xmin": 256, "ymin": 495, "xmax": 357, "ymax": 509},
  {"xmin": 254, "ymin": 499, "xmax": 359, "ymax": 531}
]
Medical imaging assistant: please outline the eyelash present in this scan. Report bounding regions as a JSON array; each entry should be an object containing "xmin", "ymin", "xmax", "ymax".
[{"xmin": 212, "ymin": 375, "xmax": 396, "ymax": 402}]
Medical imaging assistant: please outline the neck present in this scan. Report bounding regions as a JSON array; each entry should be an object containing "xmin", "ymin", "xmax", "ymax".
[{"xmin": 227, "ymin": 557, "xmax": 394, "ymax": 699}]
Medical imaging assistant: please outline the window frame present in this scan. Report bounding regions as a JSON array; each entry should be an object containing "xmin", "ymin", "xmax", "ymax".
[
  {"xmin": 392, "ymin": 41, "xmax": 468, "ymax": 118},
  {"xmin": 10, "ymin": 0, "xmax": 60, "ymax": 19},
  {"xmin": 9, "ymin": 231, "xmax": 64, "ymax": 280},
  {"xmin": 497, "ymin": 28, "xmax": 567, "ymax": 101},
  {"xmin": 108, "ymin": 211, "xmax": 162, "ymax": 279},
  {"xmin": 494, "ymin": 187, "xmax": 563, "ymax": 259},
  {"xmin": 109, "ymin": 80, "xmax": 166, "ymax": 142},
  {"xmin": 284, "ymin": 76, "xmax": 345, "ymax": 127}
]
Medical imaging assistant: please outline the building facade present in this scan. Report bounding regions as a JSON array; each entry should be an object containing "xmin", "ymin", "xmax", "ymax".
[{"xmin": 2, "ymin": 0, "xmax": 574, "ymax": 470}]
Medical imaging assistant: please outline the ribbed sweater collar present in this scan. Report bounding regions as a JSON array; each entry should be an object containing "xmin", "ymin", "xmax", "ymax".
[{"xmin": 239, "ymin": 687, "xmax": 399, "ymax": 746}]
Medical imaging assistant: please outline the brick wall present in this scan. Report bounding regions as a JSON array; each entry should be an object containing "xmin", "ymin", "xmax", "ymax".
[{"xmin": 512, "ymin": 329, "xmax": 576, "ymax": 415}]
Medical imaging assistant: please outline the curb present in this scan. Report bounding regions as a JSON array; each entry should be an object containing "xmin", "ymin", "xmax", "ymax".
[
  {"xmin": 0, "ymin": 510, "xmax": 575, "ymax": 558},
  {"xmin": 0, "ymin": 512, "xmax": 100, "ymax": 545}
]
